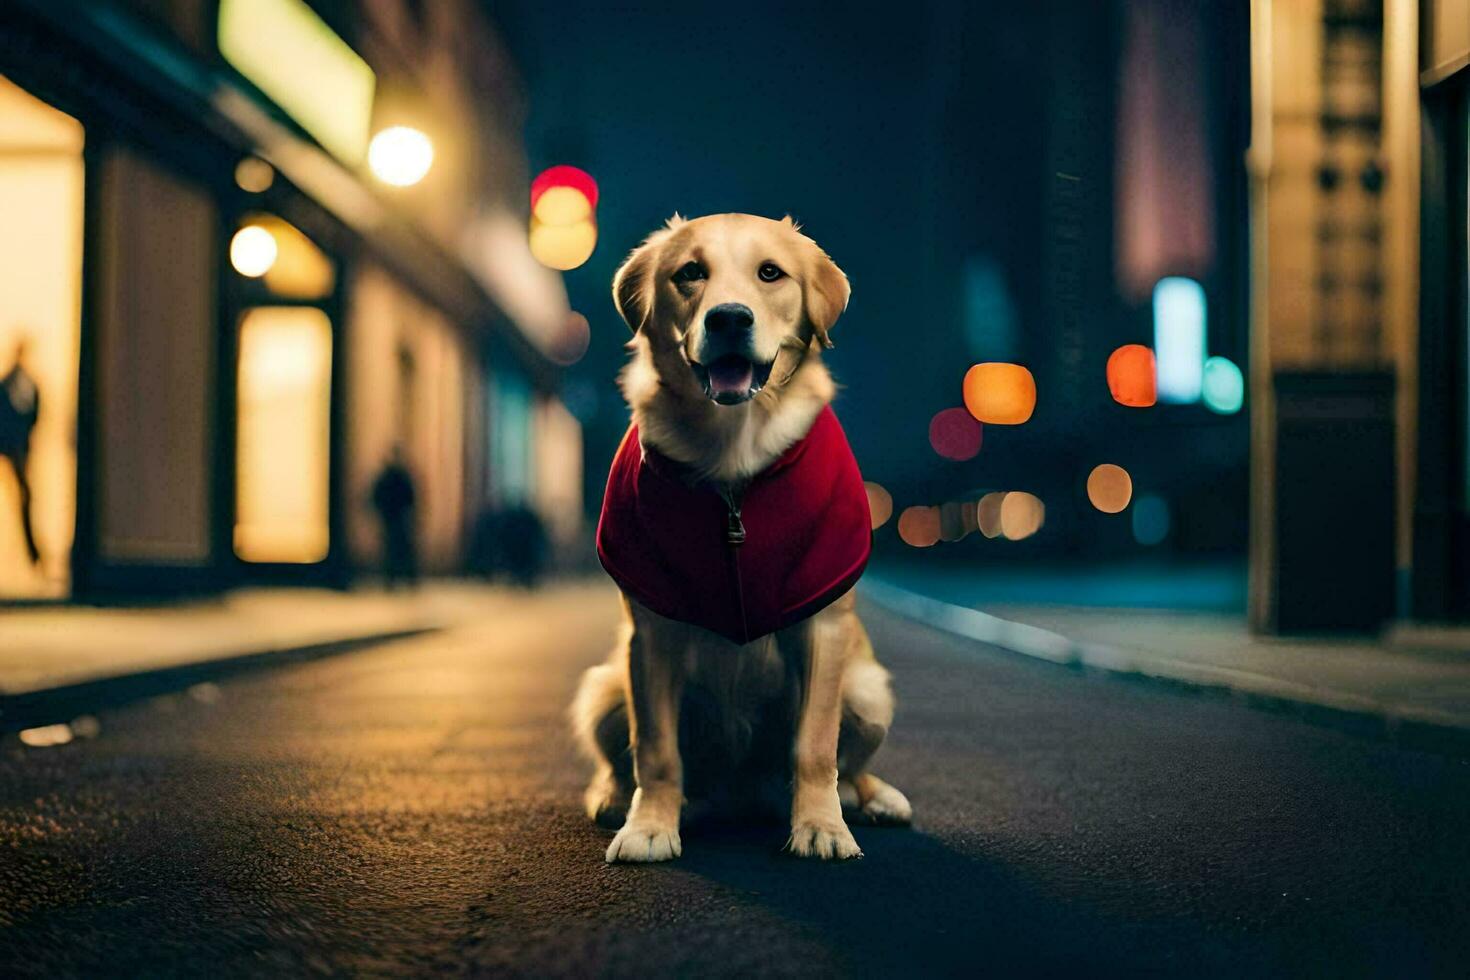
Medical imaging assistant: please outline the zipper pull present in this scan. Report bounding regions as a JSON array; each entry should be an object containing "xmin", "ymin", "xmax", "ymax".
[{"xmin": 725, "ymin": 501, "xmax": 746, "ymax": 547}]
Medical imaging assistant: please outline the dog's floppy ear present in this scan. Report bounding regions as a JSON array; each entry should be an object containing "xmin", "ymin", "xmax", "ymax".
[
  {"xmin": 803, "ymin": 245, "xmax": 850, "ymax": 350},
  {"xmin": 612, "ymin": 243, "xmax": 656, "ymax": 333},
  {"xmin": 612, "ymin": 218, "xmax": 682, "ymax": 333}
]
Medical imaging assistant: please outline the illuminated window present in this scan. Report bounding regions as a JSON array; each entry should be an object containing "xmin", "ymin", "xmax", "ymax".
[
  {"xmin": 1153, "ymin": 277, "xmax": 1206, "ymax": 404},
  {"xmin": 234, "ymin": 307, "xmax": 332, "ymax": 563},
  {"xmin": 492, "ymin": 371, "xmax": 533, "ymax": 506},
  {"xmin": 217, "ymin": 0, "xmax": 377, "ymax": 164},
  {"xmin": 237, "ymin": 214, "xmax": 335, "ymax": 299},
  {"xmin": 0, "ymin": 74, "xmax": 83, "ymax": 598},
  {"xmin": 533, "ymin": 396, "xmax": 583, "ymax": 545}
]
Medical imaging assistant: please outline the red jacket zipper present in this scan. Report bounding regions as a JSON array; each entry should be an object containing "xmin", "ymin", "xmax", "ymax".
[{"xmin": 719, "ymin": 487, "xmax": 751, "ymax": 641}]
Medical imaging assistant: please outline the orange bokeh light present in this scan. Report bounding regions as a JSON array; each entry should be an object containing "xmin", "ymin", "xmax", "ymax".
[
  {"xmin": 897, "ymin": 505, "xmax": 941, "ymax": 547},
  {"xmin": 1107, "ymin": 345, "xmax": 1157, "ymax": 408},
  {"xmin": 962, "ymin": 363, "xmax": 1036, "ymax": 425},
  {"xmin": 1087, "ymin": 463, "xmax": 1133, "ymax": 513},
  {"xmin": 977, "ymin": 492, "xmax": 1005, "ymax": 538},
  {"xmin": 999, "ymin": 492, "xmax": 1045, "ymax": 540},
  {"xmin": 864, "ymin": 482, "xmax": 893, "ymax": 530}
]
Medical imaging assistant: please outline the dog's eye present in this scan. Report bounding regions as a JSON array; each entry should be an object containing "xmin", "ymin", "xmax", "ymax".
[
  {"xmin": 757, "ymin": 262, "xmax": 785, "ymax": 283},
  {"xmin": 672, "ymin": 261, "xmax": 706, "ymax": 284}
]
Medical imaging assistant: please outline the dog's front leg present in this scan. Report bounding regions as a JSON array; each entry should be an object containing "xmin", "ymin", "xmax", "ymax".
[
  {"xmin": 782, "ymin": 606, "xmax": 862, "ymax": 860},
  {"xmin": 605, "ymin": 606, "xmax": 685, "ymax": 863}
]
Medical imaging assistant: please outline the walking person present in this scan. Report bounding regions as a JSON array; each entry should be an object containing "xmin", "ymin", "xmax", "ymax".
[
  {"xmin": 0, "ymin": 338, "xmax": 40, "ymax": 567},
  {"xmin": 371, "ymin": 446, "xmax": 419, "ymax": 590}
]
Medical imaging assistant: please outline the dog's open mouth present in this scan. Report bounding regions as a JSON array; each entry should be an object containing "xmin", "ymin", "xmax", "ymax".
[{"xmin": 690, "ymin": 355, "xmax": 775, "ymax": 405}]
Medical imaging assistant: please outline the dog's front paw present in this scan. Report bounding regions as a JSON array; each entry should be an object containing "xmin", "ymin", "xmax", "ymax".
[
  {"xmin": 605, "ymin": 821, "xmax": 682, "ymax": 863},
  {"xmin": 787, "ymin": 820, "xmax": 862, "ymax": 860}
]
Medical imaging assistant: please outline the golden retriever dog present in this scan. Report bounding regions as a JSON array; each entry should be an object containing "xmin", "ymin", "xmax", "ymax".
[{"xmin": 571, "ymin": 213, "xmax": 910, "ymax": 863}]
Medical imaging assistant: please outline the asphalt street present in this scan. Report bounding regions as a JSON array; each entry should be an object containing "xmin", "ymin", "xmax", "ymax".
[{"xmin": 2, "ymin": 581, "xmax": 1468, "ymax": 977}]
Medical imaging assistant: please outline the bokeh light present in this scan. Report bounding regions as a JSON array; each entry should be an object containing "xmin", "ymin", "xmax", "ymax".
[
  {"xmin": 958, "ymin": 499, "xmax": 979, "ymax": 537},
  {"xmin": 19, "ymin": 723, "xmax": 73, "ymax": 747},
  {"xmin": 1106, "ymin": 344, "xmax": 1157, "ymax": 407},
  {"xmin": 234, "ymin": 157, "xmax": 274, "ymax": 193},
  {"xmin": 1132, "ymin": 493, "xmax": 1171, "ymax": 545},
  {"xmin": 531, "ymin": 165, "xmax": 599, "ymax": 214},
  {"xmin": 1153, "ymin": 276, "xmax": 1206, "ymax": 403},
  {"xmin": 368, "ymin": 126, "xmax": 434, "ymax": 187},
  {"xmin": 897, "ymin": 505, "xmax": 941, "ymax": 547},
  {"xmin": 999, "ymin": 492, "xmax": 1045, "ymax": 540},
  {"xmin": 242, "ymin": 214, "xmax": 335, "ymax": 299},
  {"xmin": 962, "ymin": 362, "xmax": 1036, "ymax": 425},
  {"xmin": 529, "ymin": 216, "xmax": 597, "ymax": 271},
  {"xmin": 977, "ymin": 492, "xmax": 1005, "ymax": 538},
  {"xmin": 230, "ymin": 224, "xmax": 278, "ymax": 277},
  {"xmin": 1202, "ymin": 355, "xmax": 1244, "ymax": 414},
  {"xmin": 939, "ymin": 500, "xmax": 975, "ymax": 542},
  {"xmin": 1086, "ymin": 463, "xmax": 1133, "ymax": 513},
  {"xmin": 864, "ymin": 482, "xmax": 893, "ymax": 529},
  {"xmin": 928, "ymin": 407, "xmax": 983, "ymax": 460},
  {"xmin": 548, "ymin": 311, "xmax": 592, "ymax": 365},
  {"xmin": 533, "ymin": 184, "xmax": 593, "ymax": 225}
]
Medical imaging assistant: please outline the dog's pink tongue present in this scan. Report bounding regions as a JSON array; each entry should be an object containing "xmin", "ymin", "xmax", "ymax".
[{"xmin": 708, "ymin": 357, "xmax": 754, "ymax": 397}]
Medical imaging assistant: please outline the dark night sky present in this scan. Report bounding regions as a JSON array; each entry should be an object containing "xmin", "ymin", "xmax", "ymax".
[
  {"xmin": 486, "ymin": 1, "xmax": 1249, "ymax": 559},
  {"xmin": 488, "ymin": 1, "xmax": 1048, "ymax": 497}
]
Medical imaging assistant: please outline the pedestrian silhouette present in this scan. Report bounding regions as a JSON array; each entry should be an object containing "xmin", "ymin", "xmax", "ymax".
[
  {"xmin": 0, "ymin": 337, "xmax": 40, "ymax": 566},
  {"xmin": 371, "ymin": 446, "xmax": 418, "ymax": 590}
]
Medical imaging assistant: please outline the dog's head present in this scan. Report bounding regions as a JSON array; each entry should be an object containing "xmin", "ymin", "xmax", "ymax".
[{"xmin": 612, "ymin": 214, "xmax": 849, "ymax": 406}]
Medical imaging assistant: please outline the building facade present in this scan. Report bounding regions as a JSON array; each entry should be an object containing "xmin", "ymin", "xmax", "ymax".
[
  {"xmin": 0, "ymin": 0, "xmax": 581, "ymax": 600},
  {"xmin": 1250, "ymin": 0, "xmax": 1470, "ymax": 629}
]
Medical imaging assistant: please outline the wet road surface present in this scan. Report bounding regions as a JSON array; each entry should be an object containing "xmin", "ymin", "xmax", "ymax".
[{"xmin": 2, "ymin": 582, "xmax": 1468, "ymax": 977}]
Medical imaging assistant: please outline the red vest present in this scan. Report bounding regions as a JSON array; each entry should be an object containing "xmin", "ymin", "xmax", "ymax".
[{"xmin": 597, "ymin": 406, "xmax": 871, "ymax": 644}]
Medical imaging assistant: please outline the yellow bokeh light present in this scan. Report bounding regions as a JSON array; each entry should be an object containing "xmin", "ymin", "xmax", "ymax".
[
  {"xmin": 864, "ymin": 482, "xmax": 893, "ymax": 530},
  {"xmin": 1000, "ymin": 492, "xmax": 1044, "ymax": 540},
  {"xmin": 533, "ymin": 185, "xmax": 593, "ymax": 225},
  {"xmin": 368, "ymin": 126, "xmax": 434, "ymax": 187},
  {"xmin": 234, "ymin": 157, "xmax": 274, "ymax": 193},
  {"xmin": 963, "ymin": 363, "xmax": 1036, "ymax": 425},
  {"xmin": 529, "ymin": 216, "xmax": 597, "ymax": 271},
  {"xmin": 897, "ymin": 505, "xmax": 941, "ymax": 548},
  {"xmin": 230, "ymin": 225, "xmax": 278, "ymax": 277},
  {"xmin": 977, "ymin": 492, "xmax": 1005, "ymax": 538},
  {"xmin": 1086, "ymin": 463, "xmax": 1133, "ymax": 514}
]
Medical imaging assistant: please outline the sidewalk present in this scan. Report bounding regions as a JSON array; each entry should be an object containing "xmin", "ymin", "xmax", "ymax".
[
  {"xmin": 862, "ymin": 563, "xmax": 1470, "ymax": 746},
  {"xmin": 0, "ymin": 582, "xmax": 515, "ymax": 696}
]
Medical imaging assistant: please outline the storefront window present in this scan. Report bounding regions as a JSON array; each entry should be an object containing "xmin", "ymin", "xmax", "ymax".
[
  {"xmin": 234, "ymin": 307, "xmax": 333, "ymax": 564},
  {"xmin": 0, "ymin": 74, "xmax": 83, "ymax": 598}
]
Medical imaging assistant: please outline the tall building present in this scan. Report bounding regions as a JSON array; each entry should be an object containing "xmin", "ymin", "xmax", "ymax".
[
  {"xmin": 0, "ymin": 0, "xmax": 582, "ymax": 600},
  {"xmin": 1250, "ymin": 0, "xmax": 1469, "ymax": 630}
]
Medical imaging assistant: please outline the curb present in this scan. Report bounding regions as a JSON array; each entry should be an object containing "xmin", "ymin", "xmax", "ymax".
[
  {"xmin": 859, "ymin": 577, "xmax": 1470, "ymax": 757},
  {"xmin": 0, "ymin": 626, "xmax": 439, "ymax": 735}
]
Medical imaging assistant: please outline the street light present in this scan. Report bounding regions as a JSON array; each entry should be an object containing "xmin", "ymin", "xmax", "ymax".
[
  {"xmin": 230, "ymin": 224, "xmax": 278, "ymax": 277},
  {"xmin": 368, "ymin": 126, "xmax": 434, "ymax": 186}
]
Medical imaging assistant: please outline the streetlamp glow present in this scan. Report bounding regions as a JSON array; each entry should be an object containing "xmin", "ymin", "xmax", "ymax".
[
  {"xmin": 368, "ymin": 126, "xmax": 434, "ymax": 187},
  {"xmin": 230, "ymin": 225, "xmax": 278, "ymax": 277}
]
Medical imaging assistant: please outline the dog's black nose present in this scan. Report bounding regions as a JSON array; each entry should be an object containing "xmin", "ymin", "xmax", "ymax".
[{"xmin": 705, "ymin": 303, "xmax": 754, "ymax": 335}]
